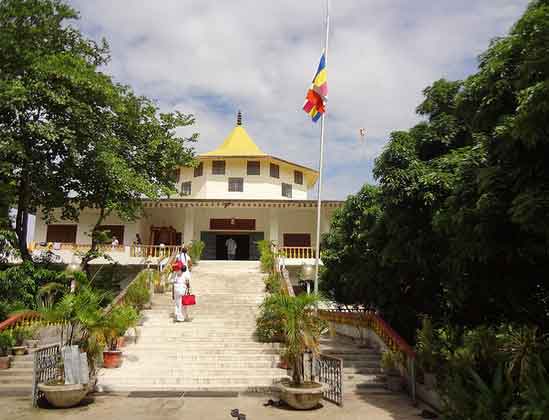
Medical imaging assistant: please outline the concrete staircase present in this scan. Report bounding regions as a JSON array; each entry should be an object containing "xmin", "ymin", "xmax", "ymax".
[
  {"xmin": 320, "ymin": 335, "xmax": 388, "ymax": 397},
  {"xmin": 96, "ymin": 261, "xmax": 288, "ymax": 393},
  {"xmin": 0, "ymin": 354, "xmax": 34, "ymax": 396}
]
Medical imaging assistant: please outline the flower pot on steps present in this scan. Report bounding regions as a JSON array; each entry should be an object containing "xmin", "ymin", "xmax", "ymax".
[
  {"xmin": 11, "ymin": 346, "xmax": 27, "ymax": 356},
  {"xmin": 103, "ymin": 350, "xmax": 123, "ymax": 368},
  {"xmin": 277, "ymin": 380, "xmax": 327, "ymax": 410},
  {"xmin": 0, "ymin": 356, "xmax": 10, "ymax": 369},
  {"xmin": 38, "ymin": 382, "xmax": 88, "ymax": 408}
]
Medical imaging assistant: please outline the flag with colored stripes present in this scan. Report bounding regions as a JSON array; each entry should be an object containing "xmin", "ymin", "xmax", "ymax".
[{"xmin": 303, "ymin": 52, "xmax": 327, "ymax": 122}]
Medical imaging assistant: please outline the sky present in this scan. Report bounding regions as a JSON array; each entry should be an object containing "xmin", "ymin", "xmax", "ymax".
[{"xmin": 68, "ymin": 0, "xmax": 530, "ymax": 200}]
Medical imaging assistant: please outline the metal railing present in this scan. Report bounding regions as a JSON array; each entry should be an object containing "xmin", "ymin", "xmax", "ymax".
[{"xmin": 32, "ymin": 344, "xmax": 62, "ymax": 407}]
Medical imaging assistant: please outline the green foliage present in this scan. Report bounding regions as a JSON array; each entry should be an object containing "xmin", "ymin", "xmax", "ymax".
[
  {"xmin": 99, "ymin": 305, "xmax": 139, "ymax": 351},
  {"xmin": 416, "ymin": 316, "xmax": 437, "ymax": 373},
  {"xmin": 124, "ymin": 271, "xmax": 151, "ymax": 310},
  {"xmin": 381, "ymin": 350, "xmax": 404, "ymax": 374},
  {"xmin": 188, "ymin": 240, "xmax": 205, "ymax": 264},
  {"xmin": 0, "ymin": 331, "xmax": 15, "ymax": 356},
  {"xmin": 264, "ymin": 272, "xmax": 282, "ymax": 294},
  {"xmin": 321, "ymin": 0, "xmax": 549, "ymax": 341},
  {"xmin": 263, "ymin": 293, "xmax": 327, "ymax": 385},
  {"xmin": 0, "ymin": 261, "xmax": 69, "ymax": 319},
  {"xmin": 258, "ymin": 240, "xmax": 275, "ymax": 273},
  {"xmin": 0, "ymin": 0, "xmax": 198, "ymax": 259}
]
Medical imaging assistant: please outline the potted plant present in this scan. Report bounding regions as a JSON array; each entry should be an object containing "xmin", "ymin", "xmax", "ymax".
[
  {"xmin": 188, "ymin": 240, "xmax": 205, "ymax": 265},
  {"xmin": 0, "ymin": 331, "xmax": 15, "ymax": 369},
  {"xmin": 100, "ymin": 304, "xmax": 138, "ymax": 368},
  {"xmin": 265, "ymin": 293, "xmax": 329, "ymax": 410},
  {"xmin": 11, "ymin": 326, "xmax": 33, "ymax": 355},
  {"xmin": 24, "ymin": 324, "xmax": 41, "ymax": 349},
  {"xmin": 39, "ymin": 284, "xmax": 106, "ymax": 407},
  {"xmin": 381, "ymin": 350, "xmax": 404, "ymax": 392},
  {"xmin": 416, "ymin": 315, "xmax": 437, "ymax": 389}
]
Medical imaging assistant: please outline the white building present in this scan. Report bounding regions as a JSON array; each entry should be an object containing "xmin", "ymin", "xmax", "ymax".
[{"xmin": 33, "ymin": 113, "xmax": 343, "ymax": 265}]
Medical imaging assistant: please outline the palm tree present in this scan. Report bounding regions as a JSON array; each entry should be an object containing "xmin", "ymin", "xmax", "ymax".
[{"xmin": 264, "ymin": 293, "xmax": 327, "ymax": 386}]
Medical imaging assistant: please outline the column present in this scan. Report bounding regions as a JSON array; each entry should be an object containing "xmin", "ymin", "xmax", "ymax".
[
  {"xmin": 268, "ymin": 207, "xmax": 279, "ymax": 245},
  {"xmin": 184, "ymin": 207, "xmax": 195, "ymax": 245}
]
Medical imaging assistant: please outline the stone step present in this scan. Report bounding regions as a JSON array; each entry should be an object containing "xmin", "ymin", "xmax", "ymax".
[
  {"xmin": 97, "ymin": 375, "xmax": 288, "ymax": 386},
  {"xmin": 0, "ymin": 375, "xmax": 33, "ymax": 384},
  {"xmin": 0, "ymin": 383, "xmax": 32, "ymax": 396},
  {"xmin": 0, "ymin": 368, "xmax": 33, "ymax": 376},
  {"xmin": 99, "ymin": 368, "xmax": 287, "ymax": 377}
]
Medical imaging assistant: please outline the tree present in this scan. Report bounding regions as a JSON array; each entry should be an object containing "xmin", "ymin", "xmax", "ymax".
[
  {"xmin": 0, "ymin": 0, "xmax": 111, "ymax": 258},
  {"xmin": 0, "ymin": 0, "xmax": 198, "ymax": 264},
  {"xmin": 321, "ymin": 0, "xmax": 549, "ymax": 338}
]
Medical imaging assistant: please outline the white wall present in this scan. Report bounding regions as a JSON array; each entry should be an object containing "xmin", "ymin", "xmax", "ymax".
[
  {"xmin": 175, "ymin": 158, "xmax": 309, "ymax": 200},
  {"xmin": 34, "ymin": 209, "xmax": 141, "ymax": 246}
]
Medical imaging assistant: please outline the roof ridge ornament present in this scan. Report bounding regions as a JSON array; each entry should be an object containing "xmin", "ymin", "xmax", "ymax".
[{"xmin": 236, "ymin": 110, "xmax": 242, "ymax": 126}]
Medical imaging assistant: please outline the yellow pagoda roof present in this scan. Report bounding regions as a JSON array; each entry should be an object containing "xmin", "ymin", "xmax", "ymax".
[{"xmin": 201, "ymin": 125, "xmax": 267, "ymax": 157}]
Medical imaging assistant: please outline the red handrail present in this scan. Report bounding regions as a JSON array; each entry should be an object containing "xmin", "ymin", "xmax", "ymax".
[
  {"xmin": 0, "ymin": 311, "xmax": 43, "ymax": 333},
  {"xmin": 318, "ymin": 310, "xmax": 416, "ymax": 359}
]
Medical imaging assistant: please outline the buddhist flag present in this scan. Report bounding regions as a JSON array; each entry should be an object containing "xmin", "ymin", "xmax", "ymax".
[{"xmin": 302, "ymin": 52, "xmax": 327, "ymax": 122}]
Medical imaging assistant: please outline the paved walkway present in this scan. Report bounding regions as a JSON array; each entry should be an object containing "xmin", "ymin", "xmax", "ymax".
[{"xmin": 1, "ymin": 394, "xmax": 425, "ymax": 420}]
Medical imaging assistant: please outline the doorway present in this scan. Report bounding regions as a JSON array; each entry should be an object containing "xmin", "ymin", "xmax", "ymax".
[{"xmin": 215, "ymin": 234, "xmax": 250, "ymax": 260}]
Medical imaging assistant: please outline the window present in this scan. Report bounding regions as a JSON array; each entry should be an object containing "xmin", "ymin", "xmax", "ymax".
[
  {"xmin": 228, "ymin": 177, "xmax": 244, "ymax": 192},
  {"xmin": 212, "ymin": 160, "xmax": 226, "ymax": 175},
  {"xmin": 180, "ymin": 181, "xmax": 192, "ymax": 196},
  {"xmin": 194, "ymin": 162, "xmax": 203, "ymax": 177},
  {"xmin": 283, "ymin": 233, "xmax": 311, "ymax": 247},
  {"xmin": 46, "ymin": 225, "xmax": 77, "ymax": 243},
  {"xmin": 282, "ymin": 183, "xmax": 292, "ymax": 198},
  {"xmin": 96, "ymin": 225, "xmax": 125, "ymax": 244},
  {"xmin": 247, "ymin": 161, "xmax": 260, "ymax": 175},
  {"xmin": 270, "ymin": 163, "xmax": 279, "ymax": 178},
  {"xmin": 294, "ymin": 170, "xmax": 304, "ymax": 185}
]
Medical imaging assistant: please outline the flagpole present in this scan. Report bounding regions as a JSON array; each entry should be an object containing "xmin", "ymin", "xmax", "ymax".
[{"xmin": 314, "ymin": 0, "xmax": 329, "ymax": 295}]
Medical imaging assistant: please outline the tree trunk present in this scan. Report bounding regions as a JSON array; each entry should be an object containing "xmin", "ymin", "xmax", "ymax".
[
  {"xmin": 81, "ymin": 206, "xmax": 108, "ymax": 277},
  {"xmin": 15, "ymin": 176, "xmax": 31, "ymax": 261}
]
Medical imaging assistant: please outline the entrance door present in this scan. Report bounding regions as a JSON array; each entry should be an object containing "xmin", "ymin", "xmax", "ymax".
[{"xmin": 215, "ymin": 235, "xmax": 250, "ymax": 260}]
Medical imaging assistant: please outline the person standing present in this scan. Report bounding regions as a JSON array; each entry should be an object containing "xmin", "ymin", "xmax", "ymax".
[
  {"xmin": 172, "ymin": 261, "xmax": 191, "ymax": 322},
  {"xmin": 134, "ymin": 233, "xmax": 142, "ymax": 256},
  {"xmin": 111, "ymin": 235, "xmax": 119, "ymax": 250},
  {"xmin": 225, "ymin": 237, "xmax": 237, "ymax": 260}
]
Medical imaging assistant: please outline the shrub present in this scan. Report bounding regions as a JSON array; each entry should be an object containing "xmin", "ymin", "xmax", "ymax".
[
  {"xmin": 100, "ymin": 305, "xmax": 139, "ymax": 351},
  {"xmin": 0, "ymin": 331, "xmax": 15, "ymax": 356},
  {"xmin": 189, "ymin": 240, "xmax": 205, "ymax": 264},
  {"xmin": 125, "ymin": 272, "xmax": 151, "ymax": 309},
  {"xmin": 264, "ymin": 272, "xmax": 281, "ymax": 293},
  {"xmin": 258, "ymin": 240, "xmax": 275, "ymax": 273}
]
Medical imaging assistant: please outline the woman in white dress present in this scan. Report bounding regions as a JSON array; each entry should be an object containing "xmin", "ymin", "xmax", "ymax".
[{"xmin": 172, "ymin": 261, "xmax": 191, "ymax": 322}]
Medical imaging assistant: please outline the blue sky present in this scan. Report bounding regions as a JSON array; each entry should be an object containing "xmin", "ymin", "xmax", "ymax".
[{"xmin": 68, "ymin": 0, "xmax": 530, "ymax": 200}]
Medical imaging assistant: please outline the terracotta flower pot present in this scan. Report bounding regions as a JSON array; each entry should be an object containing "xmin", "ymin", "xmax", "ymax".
[
  {"xmin": 103, "ymin": 350, "xmax": 123, "ymax": 368},
  {"xmin": 0, "ymin": 356, "xmax": 10, "ymax": 369}
]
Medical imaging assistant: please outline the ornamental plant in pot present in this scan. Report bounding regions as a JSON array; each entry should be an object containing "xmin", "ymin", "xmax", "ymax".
[
  {"xmin": 39, "ymin": 284, "xmax": 106, "ymax": 408},
  {"xmin": 0, "ymin": 331, "xmax": 15, "ymax": 369},
  {"xmin": 100, "ymin": 305, "xmax": 138, "ymax": 368},
  {"xmin": 11, "ymin": 325, "xmax": 34, "ymax": 355},
  {"xmin": 265, "ymin": 293, "xmax": 329, "ymax": 410},
  {"xmin": 416, "ymin": 315, "xmax": 437, "ymax": 389},
  {"xmin": 381, "ymin": 350, "xmax": 404, "ymax": 392}
]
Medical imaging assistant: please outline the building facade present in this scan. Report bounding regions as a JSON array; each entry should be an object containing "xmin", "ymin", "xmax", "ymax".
[{"xmin": 33, "ymin": 113, "xmax": 343, "ymax": 264}]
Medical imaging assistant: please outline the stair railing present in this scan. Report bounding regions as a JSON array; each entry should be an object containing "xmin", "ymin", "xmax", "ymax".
[{"xmin": 319, "ymin": 309, "xmax": 416, "ymax": 403}]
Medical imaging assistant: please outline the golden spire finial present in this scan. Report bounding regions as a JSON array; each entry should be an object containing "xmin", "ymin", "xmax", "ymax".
[{"xmin": 236, "ymin": 110, "xmax": 242, "ymax": 126}]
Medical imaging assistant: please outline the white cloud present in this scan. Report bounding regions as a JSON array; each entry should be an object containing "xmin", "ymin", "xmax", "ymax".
[{"xmin": 69, "ymin": 0, "xmax": 529, "ymax": 199}]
